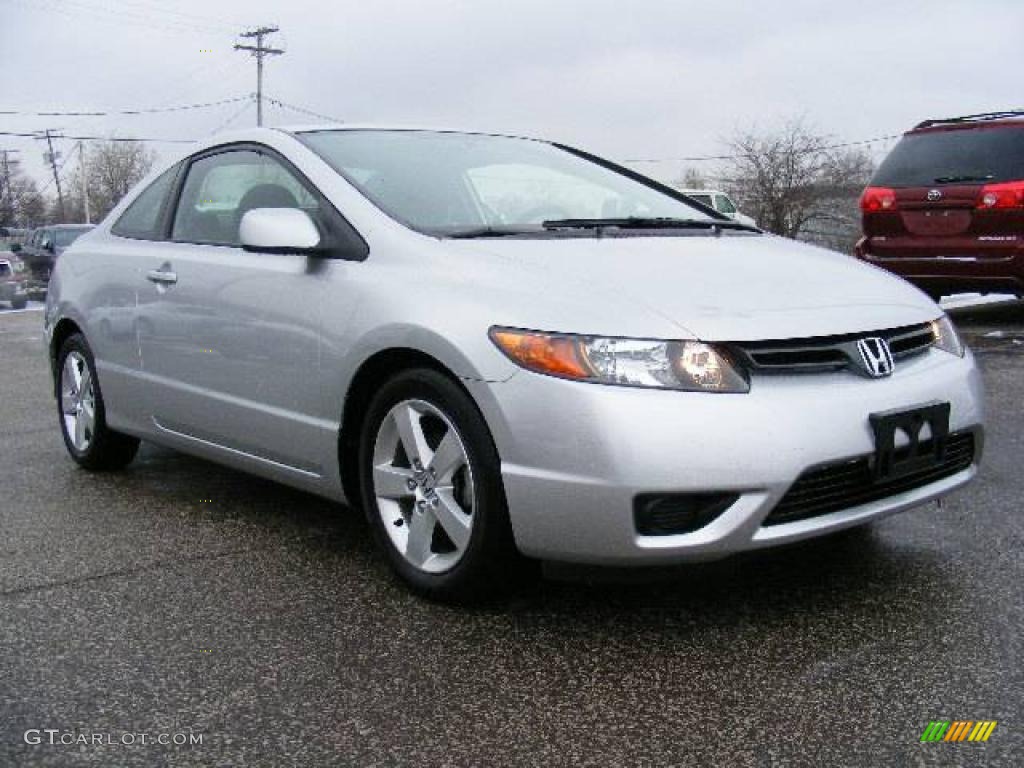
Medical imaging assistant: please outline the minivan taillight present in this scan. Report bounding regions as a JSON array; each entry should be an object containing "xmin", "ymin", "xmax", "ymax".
[
  {"xmin": 977, "ymin": 180, "xmax": 1024, "ymax": 209},
  {"xmin": 860, "ymin": 186, "xmax": 897, "ymax": 213}
]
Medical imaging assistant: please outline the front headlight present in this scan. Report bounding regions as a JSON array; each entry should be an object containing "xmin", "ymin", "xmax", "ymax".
[
  {"xmin": 489, "ymin": 328, "xmax": 749, "ymax": 393},
  {"xmin": 930, "ymin": 315, "xmax": 965, "ymax": 357}
]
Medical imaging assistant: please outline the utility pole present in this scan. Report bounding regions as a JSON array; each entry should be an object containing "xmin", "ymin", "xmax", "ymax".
[
  {"xmin": 38, "ymin": 129, "xmax": 65, "ymax": 221},
  {"xmin": 0, "ymin": 149, "xmax": 20, "ymax": 225},
  {"xmin": 234, "ymin": 26, "xmax": 283, "ymax": 127},
  {"xmin": 78, "ymin": 141, "xmax": 91, "ymax": 224}
]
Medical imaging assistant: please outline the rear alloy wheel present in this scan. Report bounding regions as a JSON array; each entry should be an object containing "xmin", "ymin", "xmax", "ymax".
[
  {"xmin": 56, "ymin": 333, "xmax": 139, "ymax": 470},
  {"xmin": 359, "ymin": 368, "xmax": 523, "ymax": 602}
]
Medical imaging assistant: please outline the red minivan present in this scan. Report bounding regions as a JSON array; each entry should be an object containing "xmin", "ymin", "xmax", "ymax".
[{"xmin": 855, "ymin": 112, "xmax": 1024, "ymax": 300}]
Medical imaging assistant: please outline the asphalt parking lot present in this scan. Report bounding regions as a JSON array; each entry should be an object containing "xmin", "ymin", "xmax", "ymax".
[{"xmin": 1, "ymin": 302, "xmax": 1021, "ymax": 767}]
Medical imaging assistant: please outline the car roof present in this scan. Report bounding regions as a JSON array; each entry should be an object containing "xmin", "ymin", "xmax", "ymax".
[
  {"xmin": 909, "ymin": 110, "xmax": 1024, "ymax": 134},
  {"xmin": 177, "ymin": 125, "xmax": 556, "ymax": 158}
]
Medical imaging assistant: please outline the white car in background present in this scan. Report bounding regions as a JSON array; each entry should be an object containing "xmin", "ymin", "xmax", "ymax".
[{"xmin": 679, "ymin": 188, "xmax": 757, "ymax": 228}]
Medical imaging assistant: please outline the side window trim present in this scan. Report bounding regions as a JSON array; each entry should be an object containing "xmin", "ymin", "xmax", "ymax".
[{"xmin": 164, "ymin": 142, "xmax": 369, "ymax": 261}]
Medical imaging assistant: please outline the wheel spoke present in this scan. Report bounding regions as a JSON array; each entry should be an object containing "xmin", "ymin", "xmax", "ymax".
[
  {"xmin": 71, "ymin": 356, "xmax": 83, "ymax": 390},
  {"xmin": 405, "ymin": 507, "xmax": 436, "ymax": 567},
  {"xmin": 74, "ymin": 408, "xmax": 87, "ymax": 448},
  {"xmin": 373, "ymin": 463, "xmax": 415, "ymax": 499},
  {"xmin": 433, "ymin": 488, "xmax": 472, "ymax": 551},
  {"xmin": 61, "ymin": 391, "xmax": 77, "ymax": 415},
  {"xmin": 81, "ymin": 397, "xmax": 95, "ymax": 425},
  {"xmin": 62, "ymin": 356, "xmax": 79, "ymax": 394},
  {"xmin": 429, "ymin": 430, "xmax": 464, "ymax": 483},
  {"xmin": 393, "ymin": 403, "xmax": 431, "ymax": 466},
  {"xmin": 79, "ymin": 366, "xmax": 92, "ymax": 402}
]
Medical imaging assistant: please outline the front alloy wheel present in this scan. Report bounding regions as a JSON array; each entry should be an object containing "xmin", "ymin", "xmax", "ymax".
[
  {"xmin": 358, "ymin": 368, "xmax": 524, "ymax": 602},
  {"xmin": 372, "ymin": 399, "xmax": 476, "ymax": 573}
]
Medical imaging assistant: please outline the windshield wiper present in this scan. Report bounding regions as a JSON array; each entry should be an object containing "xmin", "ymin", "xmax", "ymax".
[
  {"xmin": 541, "ymin": 216, "xmax": 758, "ymax": 232},
  {"xmin": 444, "ymin": 226, "xmax": 538, "ymax": 239},
  {"xmin": 934, "ymin": 174, "xmax": 994, "ymax": 184}
]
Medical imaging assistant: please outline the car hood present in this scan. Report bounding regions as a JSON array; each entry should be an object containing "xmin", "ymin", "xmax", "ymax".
[{"xmin": 446, "ymin": 233, "xmax": 940, "ymax": 341}]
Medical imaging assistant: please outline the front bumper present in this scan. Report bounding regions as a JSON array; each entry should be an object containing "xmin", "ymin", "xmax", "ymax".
[{"xmin": 466, "ymin": 346, "xmax": 984, "ymax": 565}]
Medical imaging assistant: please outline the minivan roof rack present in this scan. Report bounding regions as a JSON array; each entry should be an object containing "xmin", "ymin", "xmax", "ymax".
[{"xmin": 915, "ymin": 109, "xmax": 1024, "ymax": 129}]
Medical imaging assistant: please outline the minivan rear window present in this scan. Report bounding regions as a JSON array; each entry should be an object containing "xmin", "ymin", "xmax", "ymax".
[{"xmin": 871, "ymin": 124, "xmax": 1024, "ymax": 187}]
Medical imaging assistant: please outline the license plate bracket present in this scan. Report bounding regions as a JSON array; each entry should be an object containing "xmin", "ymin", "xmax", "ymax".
[{"xmin": 869, "ymin": 401, "xmax": 951, "ymax": 482}]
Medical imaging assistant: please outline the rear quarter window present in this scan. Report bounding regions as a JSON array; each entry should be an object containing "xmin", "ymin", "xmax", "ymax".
[
  {"xmin": 111, "ymin": 163, "xmax": 181, "ymax": 240},
  {"xmin": 872, "ymin": 124, "xmax": 1024, "ymax": 187}
]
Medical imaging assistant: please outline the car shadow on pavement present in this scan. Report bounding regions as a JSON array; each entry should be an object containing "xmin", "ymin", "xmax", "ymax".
[{"xmin": 108, "ymin": 444, "xmax": 960, "ymax": 643}]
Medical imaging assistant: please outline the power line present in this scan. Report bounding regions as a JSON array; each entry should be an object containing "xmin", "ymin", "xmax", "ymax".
[
  {"xmin": 0, "ymin": 95, "xmax": 253, "ymax": 118},
  {"xmin": 0, "ymin": 130, "xmax": 195, "ymax": 144},
  {"xmin": 265, "ymin": 96, "xmax": 344, "ymax": 124},
  {"xmin": 234, "ymin": 26, "xmax": 284, "ymax": 127},
  {"xmin": 9, "ymin": 0, "xmax": 235, "ymax": 36},
  {"xmin": 209, "ymin": 97, "xmax": 256, "ymax": 135}
]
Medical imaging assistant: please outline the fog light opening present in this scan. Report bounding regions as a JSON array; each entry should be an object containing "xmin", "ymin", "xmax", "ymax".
[{"xmin": 633, "ymin": 493, "xmax": 739, "ymax": 536}]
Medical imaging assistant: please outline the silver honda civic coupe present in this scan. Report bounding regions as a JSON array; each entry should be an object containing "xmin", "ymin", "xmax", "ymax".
[{"xmin": 45, "ymin": 126, "xmax": 984, "ymax": 601}]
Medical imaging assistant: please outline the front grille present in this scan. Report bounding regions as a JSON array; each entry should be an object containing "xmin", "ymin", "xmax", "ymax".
[
  {"xmin": 764, "ymin": 431, "xmax": 975, "ymax": 526},
  {"xmin": 732, "ymin": 322, "xmax": 935, "ymax": 375}
]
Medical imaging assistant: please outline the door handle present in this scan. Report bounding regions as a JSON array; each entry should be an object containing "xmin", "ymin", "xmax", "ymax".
[{"xmin": 146, "ymin": 268, "xmax": 178, "ymax": 285}]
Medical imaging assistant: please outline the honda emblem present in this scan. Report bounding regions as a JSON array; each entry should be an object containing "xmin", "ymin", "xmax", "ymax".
[{"xmin": 857, "ymin": 337, "xmax": 894, "ymax": 378}]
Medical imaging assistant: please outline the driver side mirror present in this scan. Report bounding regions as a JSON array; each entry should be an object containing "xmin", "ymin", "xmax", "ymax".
[{"xmin": 239, "ymin": 208, "xmax": 322, "ymax": 254}]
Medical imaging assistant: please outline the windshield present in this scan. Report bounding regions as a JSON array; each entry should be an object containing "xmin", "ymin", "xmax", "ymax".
[
  {"xmin": 872, "ymin": 124, "xmax": 1024, "ymax": 186},
  {"xmin": 54, "ymin": 227, "xmax": 92, "ymax": 247},
  {"xmin": 297, "ymin": 130, "xmax": 714, "ymax": 235}
]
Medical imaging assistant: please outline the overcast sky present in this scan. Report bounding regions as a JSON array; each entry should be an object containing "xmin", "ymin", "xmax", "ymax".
[{"xmin": 2, "ymin": 0, "xmax": 1022, "ymax": 197}]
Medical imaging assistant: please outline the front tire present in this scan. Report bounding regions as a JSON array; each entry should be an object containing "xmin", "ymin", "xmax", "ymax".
[
  {"xmin": 56, "ymin": 333, "xmax": 139, "ymax": 471},
  {"xmin": 358, "ymin": 368, "xmax": 523, "ymax": 602}
]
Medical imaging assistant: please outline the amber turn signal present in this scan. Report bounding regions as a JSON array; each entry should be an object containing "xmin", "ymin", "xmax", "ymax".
[{"xmin": 489, "ymin": 329, "xmax": 592, "ymax": 379}]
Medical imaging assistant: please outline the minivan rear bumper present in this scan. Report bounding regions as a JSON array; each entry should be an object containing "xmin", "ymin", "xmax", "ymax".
[{"xmin": 855, "ymin": 237, "xmax": 1024, "ymax": 296}]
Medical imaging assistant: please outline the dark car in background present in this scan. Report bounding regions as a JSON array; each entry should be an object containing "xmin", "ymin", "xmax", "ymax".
[
  {"xmin": 19, "ymin": 224, "xmax": 94, "ymax": 296},
  {"xmin": 0, "ymin": 253, "xmax": 29, "ymax": 309},
  {"xmin": 855, "ymin": 111, "xmax": 1024, "ymax": 300}
]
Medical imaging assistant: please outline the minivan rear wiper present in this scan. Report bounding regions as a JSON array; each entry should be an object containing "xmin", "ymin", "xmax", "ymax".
[
  {"xmin": 541, "ymin": 216, "xmax": 758, "ymax": 232},
  {"xmin": 934, "ymin": 174, "xmax": 994, "ymax": 184}
]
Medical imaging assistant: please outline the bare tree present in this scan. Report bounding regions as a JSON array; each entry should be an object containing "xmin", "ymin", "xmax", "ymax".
[
  {"xmin": 676, "ymin": 166, "xmax": 708, "ymax": 190},
  {"xmin": 722, "ymin": 119, "xmax": 873, "ymax": 251},
  {"xmin": 0, "ymin": 162, "xmax": 46, "ymax": 228},
  {"xmin": 65, "ymin": 140, "xmax": 157, "ymax": 222}
]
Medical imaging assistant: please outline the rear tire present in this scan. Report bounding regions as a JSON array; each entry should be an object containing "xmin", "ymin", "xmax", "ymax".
[
  {"xmin": 358, "ymin": 368, "xmax": 525, "ymax": 602},
  {"xmin": 56, "ymin": 333, "xmax": 139, "ymax": 471}
]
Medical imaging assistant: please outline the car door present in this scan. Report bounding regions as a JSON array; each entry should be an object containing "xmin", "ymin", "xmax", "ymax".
[
  {"xmin": 88, "ymin": 163, "xmax": 182, "ymax": 433},
  {"xmin": 136, "ymin": 146, "xmax": 330, "ymax": 476}
]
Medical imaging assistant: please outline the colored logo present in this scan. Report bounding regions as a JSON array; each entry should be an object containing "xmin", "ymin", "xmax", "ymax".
[{"xmin": 920, "ymin": 720, "xmax": 998, "ymax": 742}]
